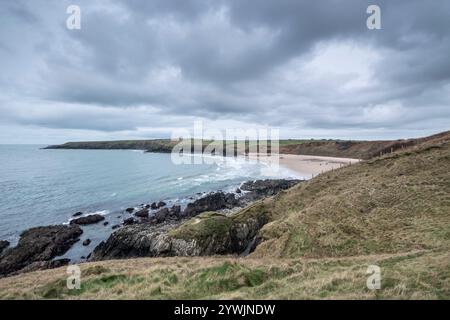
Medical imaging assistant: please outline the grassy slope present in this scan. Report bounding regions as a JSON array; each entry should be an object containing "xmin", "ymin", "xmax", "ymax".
[
  {"xmin": 46, "ymin": 134, "xmax": 443, "ymax": 160},
  {"xmin": 44, "ymin": 131, "xmax": 450, "ymax": 159},
  {"xmin": 1, "ymin": 132, "xmax": 449, "ymax": 299}
]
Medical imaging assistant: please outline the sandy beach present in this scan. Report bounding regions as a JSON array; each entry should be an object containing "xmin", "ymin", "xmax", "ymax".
[{"xmin": 248, "ymin": 153, "xmax": 360, "ymax": 179}]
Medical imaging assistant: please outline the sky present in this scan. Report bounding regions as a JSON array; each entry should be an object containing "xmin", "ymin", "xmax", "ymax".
[{"xmin": 0, "ymin": 0, "xmax": 449, "ymax": 144}]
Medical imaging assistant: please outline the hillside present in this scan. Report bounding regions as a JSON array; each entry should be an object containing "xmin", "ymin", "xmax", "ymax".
[
  {"xmin": 2, "ymin": 131, "xmax": 449, "ymax": 299},
  {"xmin": 44, "ymin": 132, "xmax": 450, "ymax": 159}
]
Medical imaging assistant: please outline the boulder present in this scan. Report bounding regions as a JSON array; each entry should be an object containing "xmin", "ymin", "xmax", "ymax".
[
  {"xmin": 123, "ymin": 217, "xmax": 136, "ymax": 225},
  {"xmin": 91, "ymin": 223, "xmax": 178, "ymax": 260},
  {"xmin": 0, "ymin": 225, "xmax": 82, "ymax": 276},
  {"xmin": 72, "ymin": 212, "xmax": 83, "ymax": 217},
  {"xmin": 125, "ymin": 207, "xmax": 134, "ymax": 213},
  {"xmin": 0, "ymin": 240, "xmax": 9, "ymax": 255},
  {"xmin": 70, "ymin": 214, "xmax": 105, "ymax": 225},
  {"xmin": 111, "ymin": 224, "xmax": 121, "ymax": 230},
  {"xmin": 155, "ymin": 208, "xmax": 170, "ymax": 222},
  {"xmin": 157, "ymin": 201, "xmax": 167, "ymax": 208},
  {"xmin": 103, "ymin": 221, "xmax": 109, "ymax": 226},
  {"xmin": 169, "ymin": 205, "xmax": 181, "ymax": 218},
  {"xmin": 240, "ymin": 179, "xmax": 300, "ymax": 196},
  {"xmin": 150, "ymin": 202, "xmax": 158, "ymax": 210},
  {"xmin": 135, "ymin": 208, "xmax": 149, "ymax": 218},
  {"xmin": 82, "ymin": 239, "xmax": 91, "ymax": 246},
  {"xmin": 183, "ymin": 192, "xmax": 237, "ymax": 217}
]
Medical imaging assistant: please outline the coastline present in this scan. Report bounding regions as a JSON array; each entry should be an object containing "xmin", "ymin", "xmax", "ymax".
[
  {"xmin": 0, "ymin": 178, "xmax": 301, "ymax": 277},
  {"xmin": 248, "ymin": 153, "xmax": 360, "ymax": 178}
]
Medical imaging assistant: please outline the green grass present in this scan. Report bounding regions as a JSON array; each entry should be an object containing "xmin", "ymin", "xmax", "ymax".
[
  {"xmin": 169, "ymin": 212, "xmax": 232, "ymax": 243},
  {"xmin": 1, "ymin": 131, "xmax": 449, "ymax": 299}
]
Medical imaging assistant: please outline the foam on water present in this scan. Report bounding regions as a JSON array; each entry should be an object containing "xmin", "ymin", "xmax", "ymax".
[{"xmin": 0, "ymin": 146, "xmax": 298, "ymax": 255}]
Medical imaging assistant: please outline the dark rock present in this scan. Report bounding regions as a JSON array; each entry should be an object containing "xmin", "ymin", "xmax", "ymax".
[
  {"xmin": 72, "ymin": 212, "xmax": 83, "ymax": 217},
  {"xmin": 70, "ymin": 214, "xmax": 105, "ymax": 225},
  {"xmin": 229, "ymin": 216, "xmax": 269, "ymax": 254},
  {"xmin": 144, "ymin": 204, "xmax": 151, "ymax": 209},
  {"xmin": 0, "ymin": 225, "xmax": 82, "ymax": 276},
  {"xmin": 91, "ymin": 209, "xmax": 269, "ymax": 260},
  {"xmin": 91, "ymin": 223, "xmax": 177, "ymax": 260},
  {"xmin": 103, "ymin": 221, "xmax": 109, "ymax": 226},
  {"xmin": 236, "ymin": 188, "xmax": 242, "ymax": 193},
  {"xmin": 111, "ymin": 224, "xmax": 121, "ymax": 230},
  {"xmin": 90, "ymin": 179, "xmax": 301, "ymax": 262},
  {"xmin": 155, "ymin": 208, "xmax": 170, "ymax": 222},
  {"xmin": 125, "ymin": 207, "xmax": 134, "ymax": 213},
  {"xmin": 157, "ymin": 201, "xmax": 166, "ymax": 208},
  {"xmin": 183, "ymin": 192, "xmax": 237, "ymax": 217},
  {"xmin": 123, "ymin": 217, "xmax": 136, "ymax": 225},
  {"xmin": 169, "ymin": 205, "xmax": 181, "ymax": 218},
  {"xmin": 82, "ymin": 239, "xmax": 91, "ymax": 246},
  {"xmin": 135, "ymin": 208, "xmax": 149, "ymax": 218},
  {"xmin": 0, "ymin": 240, "xmax": 9, "ymax": 255},
  {"xmin": 240, "ymin": 179, "xmax": 300, "ymax": 196},
  {"xmin": 150, "ymin": 202, "xmax": 158, "ymax": 210},
  {"xmin": 17, "ymin": 258, "xmax": 70, "ymax": 275}
]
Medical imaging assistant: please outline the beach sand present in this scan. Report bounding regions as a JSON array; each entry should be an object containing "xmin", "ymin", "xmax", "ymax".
[{"xmin": 248, "ymin": 153, "xmax": 360, "ymax": 179}]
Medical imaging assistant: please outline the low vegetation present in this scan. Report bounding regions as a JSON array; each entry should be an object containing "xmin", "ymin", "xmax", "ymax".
[
  {"xmin": 45, "ymin": 132, "xmax": 450, "ymax": 159},
  {"xmin": 2, "ymin": 131, "xmax": 449, "ymax": 299}
]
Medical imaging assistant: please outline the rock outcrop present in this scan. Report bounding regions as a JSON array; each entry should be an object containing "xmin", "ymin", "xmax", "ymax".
[
  {"xmin": 17, "ymin": 258, "xmax": 70, "ymax": 275},
  {"xmin": 149, "ymin": 201, "xmax": 167, "ymax": 210},
  {"xmin": 0, "ymin": 240, "xmax": 9, "ymax": 255},
  {"xmin": 70, "ymin": 214, "xmax": 105, "ymax": 225},
  {"xmin": 91, "ymin": 179, "xmax": 301, "ymax": 261},
  {"xmin": 134, "ymin": 208, "xmax": 149, "ymax": 218},
  {"xmin": 123, "ymin": 217, "xmax": 136, "ymax": 225},
  {"xmin": 183, "ymin": 192, "xmax": 238, "ymax": 217},
  {"xmin": 0, "ymin": 225, "xmax": 82, "ymax": 276},
  {"xmin": 240, "ymin": 179, "xmax": 300, "ymax": 196},
  {"xmin": 91, "ymin": 210, "xmax": 266, "ymax": 260}
]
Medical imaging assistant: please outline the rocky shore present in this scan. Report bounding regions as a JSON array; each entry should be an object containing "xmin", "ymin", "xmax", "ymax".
[
  {"xmin": 0, "ymin": 225, "xmax": 83, "ymax": 276},
  {"xmin": 0, "ymin": 179, "xmax": 301, "ymax": 277}
]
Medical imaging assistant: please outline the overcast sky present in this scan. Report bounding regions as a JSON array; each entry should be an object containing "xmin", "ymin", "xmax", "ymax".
[{"xmin": 0, "ymin": 0, "xmax": 449, "ymax": 144}]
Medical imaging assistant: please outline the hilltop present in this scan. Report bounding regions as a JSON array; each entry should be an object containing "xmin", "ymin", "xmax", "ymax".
[
  {"xmin": 44, "ymin": 132, "xmax": 450, "ymax": 159},
  {"xmin": 1, "ymin": 130, "xmax": 449, "ymax": 299}
]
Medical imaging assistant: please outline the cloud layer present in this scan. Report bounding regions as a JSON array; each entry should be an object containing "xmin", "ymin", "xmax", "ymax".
[{"xmin": 0, "ymin": 0, "xmax": 449, "ymax": 143}]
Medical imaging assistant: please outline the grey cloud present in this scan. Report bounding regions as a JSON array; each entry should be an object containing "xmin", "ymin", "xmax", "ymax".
[{"xmin": 0, "ymin": 0, "xmax": 449, "ymax": 143}]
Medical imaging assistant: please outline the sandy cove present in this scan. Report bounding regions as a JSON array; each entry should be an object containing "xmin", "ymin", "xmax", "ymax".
[{"xmin": 247, "ymin": 153, "xmax": 360, "ymax": 179}]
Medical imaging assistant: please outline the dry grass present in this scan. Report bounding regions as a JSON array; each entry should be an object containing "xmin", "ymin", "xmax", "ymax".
[
  {"xmin": 0, "ymin": 249, "xmax": 448, "ymax": 299},
  {"xmin": 1, "ymin": 132, "xmax": 449, "ymax": 299},
  {"xmin": 252, "ymin": 136, "xmax": 450, "ymax": 259}
]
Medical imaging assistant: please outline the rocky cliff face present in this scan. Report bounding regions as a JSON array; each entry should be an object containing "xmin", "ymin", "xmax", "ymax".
[
  {"xmin": 0, "ymin": 179, "xmax": 301, "ymax": 276},
  {"xmin": 0, "ymin": 225, "xmax": 82, "ymax": 276},
  {"xmin": 91, "ymin": 179, "xmax": 300, "ymax": 261},
  {"xmin": 91, "ymin": 208, "xmax": 268, "ymax": 260}
]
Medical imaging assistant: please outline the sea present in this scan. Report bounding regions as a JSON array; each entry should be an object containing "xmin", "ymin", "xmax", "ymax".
[{"xmin": 0, "ymin": 145, "xmax": 300, "ymax": 261}]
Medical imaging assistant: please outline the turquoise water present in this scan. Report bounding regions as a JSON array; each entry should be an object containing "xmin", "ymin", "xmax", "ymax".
[{"xmin": 0, "ymin": 145, "xmax": 297, "ymax": 260}]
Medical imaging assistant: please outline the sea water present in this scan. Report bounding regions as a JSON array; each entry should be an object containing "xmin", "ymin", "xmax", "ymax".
[{"xmin": 0, "ymin": 145, "xmax": 299, "ymax": 260}]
